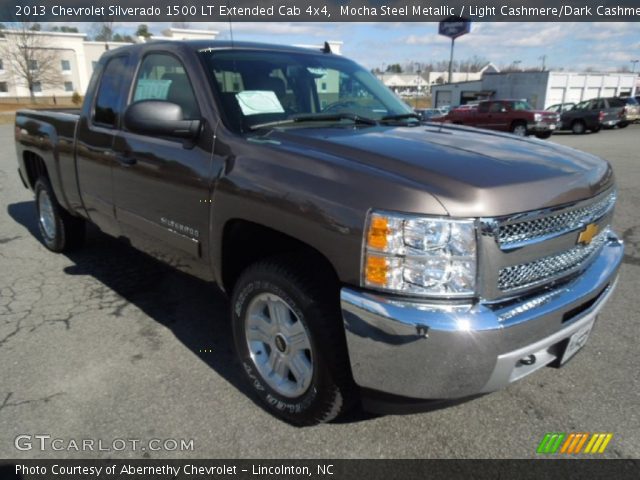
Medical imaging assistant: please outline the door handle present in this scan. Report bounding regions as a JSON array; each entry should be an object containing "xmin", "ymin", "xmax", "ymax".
[{"xmin": 116, "ymin": 154, "xmax": 136, "ymax": 166}]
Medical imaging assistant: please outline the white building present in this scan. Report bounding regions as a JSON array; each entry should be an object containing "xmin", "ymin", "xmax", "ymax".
[
  {"xmin": 432, "ymin": 71, "xmax": 638, "ymax": 109},
  {"xmin": 0, "ymin": 28, "xmax": 221, "ymax": 101},
  {"xmin": 379, "ymin": 63, "xmax": 499, "ymax": 96},
  {"xmin": 0, "ymin": 27, "xmax": 343, "ymax": 102}
]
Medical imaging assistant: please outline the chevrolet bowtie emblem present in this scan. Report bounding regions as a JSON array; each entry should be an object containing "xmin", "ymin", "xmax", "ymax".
[{"xmin": 578, "ymin": 223, "xmax": 599, "ymax": 245}]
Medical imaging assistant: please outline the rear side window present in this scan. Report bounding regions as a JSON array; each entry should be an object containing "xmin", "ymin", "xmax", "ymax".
[
  {"xmin": 93, "ymin": 56, "xmax": 128, "ymax": 127},
  {"xmin": 607, "ymin": 98, "xmax": 625, "ymax": 108},
  {"xmin": 477, "ymin": 102, "xmax": 490, "ymax": 113},
  {"xmin": 132, "ymin": 53, "xmax": 200, "ymax": 120}
]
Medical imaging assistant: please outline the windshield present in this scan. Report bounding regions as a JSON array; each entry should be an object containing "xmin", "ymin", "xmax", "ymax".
[{"xmin": 198, "ymin": 48, "xmax": 414, "ymax": 132}]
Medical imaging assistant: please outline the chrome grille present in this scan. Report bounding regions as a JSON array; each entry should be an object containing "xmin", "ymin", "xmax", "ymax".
[
  {"xmin": 498, "ymin": 228, "xmax": 609, "ymax": 291},
  {"xmin": 498, "ymin": 192, "xmax": 616, "ymax": 246}
]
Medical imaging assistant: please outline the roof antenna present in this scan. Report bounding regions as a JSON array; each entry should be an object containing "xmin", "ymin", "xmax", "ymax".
[
  {"xmin": 228, "ymin": 21, "xmax": 235, "ymax": 47},
  {"xmin": 322, "ymin": 41, "xmax": 332, "ymax": 54}
]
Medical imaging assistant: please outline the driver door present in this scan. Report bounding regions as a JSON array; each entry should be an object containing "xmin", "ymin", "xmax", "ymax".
[{"xmin": 111, "ymin": 52, "xmax": 216, "ymax": 280}]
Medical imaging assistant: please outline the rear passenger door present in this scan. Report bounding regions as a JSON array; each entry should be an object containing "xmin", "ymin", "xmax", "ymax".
[
  {"xmin": 75, "ymin": 55, "xmax": 130, "ymax": 237},
  {"xmin": 111, "ymin": 51, "xmax": 216, "ymax": 280}
]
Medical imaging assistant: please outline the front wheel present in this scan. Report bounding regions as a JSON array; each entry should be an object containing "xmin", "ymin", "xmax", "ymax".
[
  {"xmin": 571, "ymin": 120, "xmax": 586, "ymax": 134},
  {"xmin": 511, "ymin": 122, "xmax": 528, "ymax": 137},
  {"xmin": 535, "ymin": 131, "xmax": 552, "ymax": 139},
  {"xmin": 35, "ymin": 177, "xmax": 85, "ymax": 252},
  {"xmin": 618, "ymin": 121, "xmax": 629, "ymax": 129},
  {"xmin": 231, "ymin": 256, "xmax": 356, "ymax": 426}
]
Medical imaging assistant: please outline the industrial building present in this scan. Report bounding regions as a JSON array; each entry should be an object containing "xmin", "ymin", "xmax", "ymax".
[{"xmin": 431, "ymin": 71, "xmax": 638, "ymax": 109}]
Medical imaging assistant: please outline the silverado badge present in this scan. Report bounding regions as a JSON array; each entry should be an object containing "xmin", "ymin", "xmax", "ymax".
[{"xmin": 578, "ymin": 223, "xmax": 599, "ymax": 245}]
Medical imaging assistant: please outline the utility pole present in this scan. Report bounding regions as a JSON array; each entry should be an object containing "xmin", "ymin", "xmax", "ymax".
[
  {"xmin": 631, "ymin": 60, "xmax": 639, "ymax": 73},
  {"xmin": 415, "ymin": 63, "xmax": 422, "ymax": 108},
  {"xmin": 448, "ymin": 38, "xmax": 455, "ymax": 83},
  {"xmin": 539, "ymin": 55, "xmax": 547, "ymax": 71}
]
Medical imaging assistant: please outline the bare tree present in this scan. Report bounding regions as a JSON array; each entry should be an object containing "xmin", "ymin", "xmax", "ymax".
[
  {"xmin": 92, "ymin": 17, "xmax": 114, "ymax": 50},
  {"xmin": 0, "ymin": 22, "xmax": 62, "ymax": 102}
]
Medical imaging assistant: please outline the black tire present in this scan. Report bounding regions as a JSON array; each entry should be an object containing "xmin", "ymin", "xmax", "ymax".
[
  {"xmin": 618, "ymin": 121, "xmax": 629, "ymax": 129},
  {"xmin": 34, "ymin": 177, "xmax": 85, "ymax": 252},
  {"xmin": 571, "ymin": 120, "xmax": 586, "ymax": 135},
  {"xmin": 511, "ymin": 121, "xmax": 528, "ymax": 136},
  {"xmin": 591, "ymin": 126, "xmax": 601, "ymax": 133},
  {"xmin": 231, "ymin": 255, "xmax": 356, "ymax": 426},
  {"xmin": 535, "ymin": 131, "xmax": 552, "ymax": 139}
]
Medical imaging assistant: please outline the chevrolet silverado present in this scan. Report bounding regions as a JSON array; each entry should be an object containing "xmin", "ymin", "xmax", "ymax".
[{"xmin": 14, "ymin": 41, "xmax": 623, "ymax": 425}]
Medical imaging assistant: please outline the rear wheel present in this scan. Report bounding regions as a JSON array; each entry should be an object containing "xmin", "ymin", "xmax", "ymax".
[
  {"xmin": 511, "ymin": 122, "xmax": 528, "ymax": 137},
  {"xmin": 571, "ymin": 120, "xmax": 586, "ymax": 134},
  {"xmin": 231, "ymin": 256, "xmax": 356, "ymax": 426},
  {"xmin": 618, "ymin": 121, "xmax": 629, "ymax": 129},
  {"xmin": 535, "ymin": 131, "xmax": 552, "ymax": 139},
  {"xmin": 35, "ymin": 177, "xmax": 85, "ymax": 252},
  {"xmin": 591, "ymin": 126, "xmax": 601, "ymax": 133}
]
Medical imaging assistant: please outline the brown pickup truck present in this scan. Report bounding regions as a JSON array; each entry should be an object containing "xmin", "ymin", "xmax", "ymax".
[
  {"xmin": 15, "ymin": 41, "xmax": 623, "ymax": 426},
  {"xmin": 436, "ymin": 99, "xmax": 560, "ymax": 138}
]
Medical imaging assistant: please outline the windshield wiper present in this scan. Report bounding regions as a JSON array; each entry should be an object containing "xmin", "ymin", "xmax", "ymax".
[
  {"xmin": 380, "ymin": 113, "xmax": 421, "ymax": 123},
  {"xmin": 292, "ymin": 113, "xmax": 378, "ymax": 125},
  {"xmin": 249, "ymin": 112, "xmax": 378, "ymax": 130}
]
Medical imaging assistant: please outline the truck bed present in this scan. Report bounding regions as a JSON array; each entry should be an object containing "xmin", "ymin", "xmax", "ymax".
[{"xmin": 15, "ymin": 108, "xmax": 82, "ymax": 215}]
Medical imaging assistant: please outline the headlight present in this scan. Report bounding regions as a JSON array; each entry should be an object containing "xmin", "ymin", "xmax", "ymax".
[
  {"xmin": 534, "ymin": 113, "xmax": 542, "ymax": 122},
  {"xmin": 362, "ymin": 211, "xmax": 477, "ymax": 297}
]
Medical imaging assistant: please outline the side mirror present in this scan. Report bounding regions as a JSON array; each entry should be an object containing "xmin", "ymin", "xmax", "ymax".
[{"xmin": 124, "ymin": 100, "xmax": 201, "ymax": 139}]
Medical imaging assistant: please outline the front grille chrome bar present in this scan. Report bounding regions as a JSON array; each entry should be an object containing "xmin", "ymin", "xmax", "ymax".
[
  {"xmin": 498, "ymin": 228, "xmax": 609, "ymax": 292},
  {"xmin": 496, "ymin": 191, "xmax": 616, "ymax": 249}
]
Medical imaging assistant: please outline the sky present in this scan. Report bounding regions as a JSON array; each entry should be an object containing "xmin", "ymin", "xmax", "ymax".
[{"xmin": 67, "ymin": 22, "xmax": 640, "ymax": 72}]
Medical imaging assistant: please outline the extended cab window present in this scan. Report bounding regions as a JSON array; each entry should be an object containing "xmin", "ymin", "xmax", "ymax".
[
  {"xmin": 477, "ymin": 102, "xmax": 490, "ymax": 113},
  {"xmin": 489, "ymin": 102, "xmax": 505, "ymax": 113},
  {"xmin": 93, "ymin": 56, "xmax": 128, "ymax": 127},
  {"xmin": 132, "ymin": 54, "xmax": 200, "ymax": 120}
]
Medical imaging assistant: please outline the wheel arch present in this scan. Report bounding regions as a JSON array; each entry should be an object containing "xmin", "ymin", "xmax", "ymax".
[{"xmin": 220, "ymin": 219, "xmax": 340, "ymax": 295}]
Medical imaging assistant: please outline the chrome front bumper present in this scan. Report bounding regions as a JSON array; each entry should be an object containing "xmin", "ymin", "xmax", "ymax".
[
  {"xmin": 527, "ymin": 120, "xmax": 558, "ymax": 132},
  {"xmin": 341, "ymin": 232, "xmax": 623, "ymax": 400}
]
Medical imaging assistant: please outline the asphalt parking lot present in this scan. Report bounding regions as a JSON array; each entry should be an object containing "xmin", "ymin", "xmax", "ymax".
[{"xmin": 1, "ymin": 124, "xmax": 639, "ymax": 459}]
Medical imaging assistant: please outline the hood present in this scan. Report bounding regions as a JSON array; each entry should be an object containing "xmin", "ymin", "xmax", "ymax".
[{"xmin": 263, "ymin": 124, "xmax": 613, "ymax": 217}]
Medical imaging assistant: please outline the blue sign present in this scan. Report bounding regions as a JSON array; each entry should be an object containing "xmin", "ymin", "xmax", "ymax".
[{"xmin": 438, "ymin": 16, "xmax": 471, "ymax": 39}]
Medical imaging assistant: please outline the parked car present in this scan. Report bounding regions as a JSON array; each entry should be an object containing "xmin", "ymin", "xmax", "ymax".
[
  {"xmin": 434, "ymin": 99, "xmax": 559, "ymax": 139},
  {"xmin": 14, "ymin": 40, "xmax": 623, "ymax": 426},
  {"xmin": 618, "ymin": 96, "xmax": 640, "ymax": 126},
  {"xmin": 546, "ymin": 103, "xmax": 575, "ymax": 113},
  {"xmin": 559, "ymin": 98, "xmax": 625, "ymax": 133}
]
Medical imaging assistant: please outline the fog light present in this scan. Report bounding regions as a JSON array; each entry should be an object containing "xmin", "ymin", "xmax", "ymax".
[{"xmin": 519, "ymin": 354, "xmax": 536, "ymax": 366}]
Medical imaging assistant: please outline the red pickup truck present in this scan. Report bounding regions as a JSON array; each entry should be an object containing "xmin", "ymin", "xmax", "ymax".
[{"xmin": 436, "ymin": 100, "xmax": 560, "ymax": 139}]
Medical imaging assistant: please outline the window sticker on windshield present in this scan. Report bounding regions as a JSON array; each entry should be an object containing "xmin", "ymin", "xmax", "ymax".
[
  {"xmin": 134, "ymin": 79, "xmax": 172, "ymax": 101},
  {"xmin": 307, "ymin": 67, "xmax": 327, "ymax": 78},
  {"xmin": 236, "ymin": 90, "xmax": 285, "ymax": 116}
]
